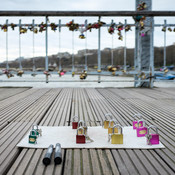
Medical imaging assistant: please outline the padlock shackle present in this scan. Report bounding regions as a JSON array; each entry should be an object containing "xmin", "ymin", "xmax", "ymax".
[
  {"xmin": 109, "ymin": 119, "xmax": 117, "ymax": 127},
  {"xmin": 137, "ymin": 119, "xmax": 146, "ymax": 128},
  {"xmin": 73, "ymin": 115, "xmax": 79, "ymax": 122},
  {"xmin": 105, "ymin": 113, "xmax": 112, "ymax": 120},
  {"xmin": 147, "ymin": 125, "xmax": 158, "ymax": 136},
  {"xmin": 78, "ymin": 120, "xmax": 86, "ymax": 127},
  {"xmin": 30, "ymin": 129, "xmax": 37, "ymax": 136},
  {"xmin": 32, "ymin": 124, "xmax": 38, "ymax": 130},
  {"xmin": 77, "ymin": 127, "xmax": 85, "ymax": 135},
  {"xmin": 112, "ymin": 124, "xmax": 123, "ymax": 134},
  {"xmin": 133, "ymin": 113, "xmax": 142, "ymax": 121}
]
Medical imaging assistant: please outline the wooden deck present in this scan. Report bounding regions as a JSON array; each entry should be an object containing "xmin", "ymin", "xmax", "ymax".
[{"xmin": 0, "ymin": 87, "xmax": 175, "ymax": 175}]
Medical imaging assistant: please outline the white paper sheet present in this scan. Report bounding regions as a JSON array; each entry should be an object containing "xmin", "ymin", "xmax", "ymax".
[{"xmin": 17, "ymin": 126, "xmax": 165, "ymax": 149}]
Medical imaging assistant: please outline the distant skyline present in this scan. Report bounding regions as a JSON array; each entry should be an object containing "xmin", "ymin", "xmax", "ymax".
[{"xmin": 0, "ymin": 0, "xmax": 175, "ymax": 62}]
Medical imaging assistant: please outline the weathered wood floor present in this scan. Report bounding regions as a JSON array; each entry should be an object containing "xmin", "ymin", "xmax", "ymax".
[{"xmin": 0, "ymin": 87, "xmax": 175, "ymax": 175}]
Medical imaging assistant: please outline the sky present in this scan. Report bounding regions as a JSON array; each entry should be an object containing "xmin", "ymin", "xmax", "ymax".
[{"xmin": 0, "ymin": 0, "xmax": 175, "ymax": 62}]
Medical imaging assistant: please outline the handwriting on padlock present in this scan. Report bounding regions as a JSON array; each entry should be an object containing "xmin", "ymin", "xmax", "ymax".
[
  {"xmin": 139, "ymin": 130, "xmax": 147, "ymax": 134},
  {"xmin": 136, "ymin": 120, "xmax": 148, "ymax": 137}
]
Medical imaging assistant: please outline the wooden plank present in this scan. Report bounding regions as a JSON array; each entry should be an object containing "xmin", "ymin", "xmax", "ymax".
[
  {"xmin": 89, "ymin": 149, "xmax": 101, "ymax": 175},
  {"xmin": 0, "ymin": 88, "xmax": 30, "ymax": 101},
  {"xmin": 64, "ymin": 149, "xmax": 73, "ymax": 175},
  {"xmin": 82, "ymin": 149, "xmax": 92, "ymax": 175},
  {"xmin": 73, "ymin": 149, "xmax": 81, "ymax": 175}
]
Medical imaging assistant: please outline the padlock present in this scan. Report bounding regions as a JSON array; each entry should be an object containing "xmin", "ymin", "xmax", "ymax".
[
  {"xmin": 76, "ymin": 127, "xmax": 86, "ymax": 144},
  {"xmin": 78, "ymin": 120, "xmax": 88, "ymax": 136},
  {"xmin": 29, "ymin": 130, "xmax": 37, "ymax": 144},
  {"xmin": 132, "ymin": 113, "xmax": 143, "ymax": 129},
  {"xmin": 136, "ymin": 120, "xmax": 147, "ymax": 137},
  {"xmin": 32, "ymin": 125, "xmax": 40, "ymax": 136},
  {"xmin": 108, "ymin": 120, "xmax": 118, "ymax": 134},
  {"xmin": 72, "ymin": 115, "xmax": 79, "ymax": 129},
  {"xmin": 110, "ymin": 124, "xmax": 123, "ymax": 144},
  {"xmin": 146, "ymin": 125, "xmax": 159, "ymax": 145},
  {"xmin": 102, "ymin": 113, "xmax": 112, "ymax": 129}
]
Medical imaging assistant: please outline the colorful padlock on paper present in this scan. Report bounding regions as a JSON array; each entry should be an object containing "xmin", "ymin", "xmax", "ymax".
[
  {"xmin": 108, "ymin": 119, "xmax": 118, "ymax": 134},
  {"xmin": 72, "ymin": 115, "xmax": 79, "ymax": 129},
  {"xmin": 132, "ymin": 113, "xmax": 143, "ymax": 129},
  {"xmin": 76, "ymin": 127, "xmax": 86, "ymax": 144},
  {"xmin": 78, "ymin": 120, "xmax": 88, "ymax": 136},
  {"xmin": 29, "ymin": 130, "xmax": 37, "ymax": 144},
  {"xmin": 102, "ymin": 113, "xmax": 112, "ymax": 129},
  {"xmin": 109, "ymin": 124, "xmax": 123, "ymax": 144},
  {"xmin": 146, "ymin": 125, "xmax": 159, "ymax": 145},
  {"xmin": 136, "ymin": 120, "xmax": 147, "ymax": 137}
]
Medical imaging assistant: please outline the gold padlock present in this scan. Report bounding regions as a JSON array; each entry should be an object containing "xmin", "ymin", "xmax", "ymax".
[
  {"xmin": 102, "ymin": 113, "xmax": 112, "ymax": 129},
  {"xmin": 78, "ymin": 120, "xmax": 87, "ymax": 136},
  {"xmin": 108, "ymin": 120, "xmax": 118, "ymax": 134},
  {"xmin": 111, "ymin": 124, "xmax": 123, "ymax": 144}
]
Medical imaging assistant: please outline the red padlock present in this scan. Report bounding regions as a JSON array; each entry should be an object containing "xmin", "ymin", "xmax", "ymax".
[
  {"xmin": 76, "ymin": 127, "xmax": 86, "ymax": 144},
  {"xmin": 72, "ymin": 115, "xmax": 79, "ymax": 129}
]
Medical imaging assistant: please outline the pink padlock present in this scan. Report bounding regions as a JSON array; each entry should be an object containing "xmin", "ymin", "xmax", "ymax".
[
  {"xmin": 146, "ymin": 125, "xmax": 159, "ymax": 145},
  {"xmin": 136, "ymin": 120, "xmax": 147, "ymax": 137},
  {"xmin": 133, "ymin": 113, "xmax": 143, "ymax": 129}
]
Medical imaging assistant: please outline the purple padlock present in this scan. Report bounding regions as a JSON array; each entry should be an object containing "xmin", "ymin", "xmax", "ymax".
[
  {"xmin": 132, "ymin": 113, "xmax": 143, "ymax": 129},
  {"xmin": 136, "ymin": 120, "xmax": 147, "ymax": 137},
  {"xmin": 146, "ymin": 125, "xmax": 159, "ymax": 145}
]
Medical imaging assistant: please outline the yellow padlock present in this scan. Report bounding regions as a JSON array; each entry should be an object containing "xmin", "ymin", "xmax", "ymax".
[
  {"xmin": 108, "ymin": 120, "xmax": 118, "ymax": 134},
  {"xmin": 102, "ymin": 113, "xmax": 112, "ymax": 129},
  {"xmin": 111, "ymin": 124, "xmax": 123, "ymax": 144},
  {"xmin": 78, "ymin": 120, "xmax": 88, "ymax": 136}
]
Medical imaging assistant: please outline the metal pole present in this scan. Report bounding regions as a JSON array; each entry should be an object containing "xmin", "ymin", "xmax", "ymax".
[
  {"xmin": 163, "ymin": 19, "xmax": 166, "ymax": 67},
  {"xmin": 6, "ymin": 19, "xmax": 9, "ymax": 70},
  {"xmin": 45, "ymin": 16, "xmax": 49, "ymax": 83},
  {"xmin": 124, "ymin": 19, "xmax": 127, "ymax": 71},
  {"xmin": 59, "ymin": 19, "xmax": 62, "ymax": 71},
  {"xmin": 19, "ymin": 19, "xmax": 22, "ymax": 70},
  {"xmin": 150, "ymin": 18, "xmax": 154, "ymax": 88},
  {"xmin": 98, "ymin": 16, "xmax": 101, "ymax": 83},
  {"xmin": 111, "ymin": 35, "xmax": 114, "ymax": 65},
  {"xmin": 111, "ymin": 19, "xmax": 114, "ymax": 66},
  {"xmin": 136, "ymin": 23, "xmax": 141, "ymax": 87},
  {"xmin": 85, "ymin": 19, "xmax": 88, "ymax": 71},
  {"xmin": 72, "ymin": 30, "xmax": 74, "ymax": 73},
  {"xmin": 32, "ymin": 19, "xmax": 35, "ymax": 72},
  {"xmin": 134, "ymin": 22, "xmax": 139, "ymax": 87}
]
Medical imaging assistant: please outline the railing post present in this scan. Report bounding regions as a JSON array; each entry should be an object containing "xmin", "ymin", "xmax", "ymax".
[
  {"xmin": 19, "ymin": 19, "xmax": 22, "ymax": 70},
  {"xmin": 45, "ymin": 16, "xmax": 49, "ymax": 83},
  {"xmin": 6, "ymin": 19, "xmax": 9, "ymax": 70},
  {"xmin": 98, "ymin": 16, "xmax": 101, "ymax": 83},
  {"xmin": 163, "ymin": 19, "xmax": 167, "ymax": 67}
]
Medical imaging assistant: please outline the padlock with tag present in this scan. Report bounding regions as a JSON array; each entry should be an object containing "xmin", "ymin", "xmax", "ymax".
[
  {"xmin": 146, "ymin": 125, "xmax": 159, "ymax": 145},
  {"xmin": 29, "ymin": 130, "xmax": 37, "ymax": 144},
  {"xmin": 132, "ymin": 113, "xmax": 143, "ymax": 129},
  {"xmin": 109, "ymin": 124, "xmax": 123, "ymax": 144},
  {"xmin": 72, "ymin": 115, "xmax": 79, "ymax": 129},
  {"xmin": 108, "ymin": 119, "xmax": 118, "ymax": 134},
  {"xmin": 102, "ymin": 113, "xmax": 112, "ymax": 129},
  {"xmin": 136, "ymin": 120, "xmax": 147, "ymax": 137},
  {"xmin": 78, "ymin": 120, "xmax": 88, "ymax": 136},
  {"xmin": 76, "ymin": 127, "xmax": 86, "ymax": 144}
]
